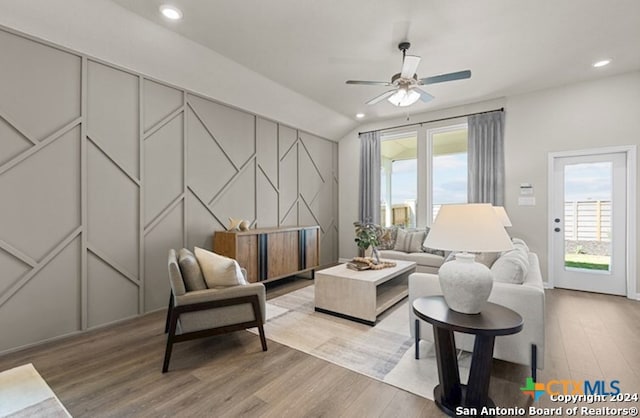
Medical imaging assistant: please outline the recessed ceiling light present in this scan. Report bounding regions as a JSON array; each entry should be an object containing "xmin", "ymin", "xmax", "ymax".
[
  {"xmin": 159, "ymin": 5, "xmax": 183, "ymax": 20},
  {"xmin": 356, "ymin": 113, "xmax": 365, "ymax": 119},
  {"xmin": 592, "ymin": 59, "xmax": 611, "ymax": 68}
]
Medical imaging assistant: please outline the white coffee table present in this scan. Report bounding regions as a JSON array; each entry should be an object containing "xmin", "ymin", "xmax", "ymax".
[{"xmin": 314, "ymin": 260, "xmax": 416, "ymax": 325}]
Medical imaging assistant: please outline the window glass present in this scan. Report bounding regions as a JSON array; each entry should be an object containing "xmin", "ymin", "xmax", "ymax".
[
  {"xmin": 432, "ymin": 127, "xmax": 468, "ymax": 220},
  {"xmin": 381, "ymin": 134, "xmax": 417, "ymax": 228}
]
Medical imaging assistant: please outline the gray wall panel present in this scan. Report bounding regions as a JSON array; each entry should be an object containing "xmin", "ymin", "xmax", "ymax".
[
  {"xmin": 256, "ymin": 170, "xmax": 279, "ymax": 228},
  {"xmin": 0, "ymin": 119, "xmax": 32, "ymax": 166},
  {"xmin": 87, "ymin": 61, "xmax": 139, "ymax": 178},
  {"xmin": 0, "ymin": 27, "xmax": 338, "ymax": 353},
  {"xmin": 145, "ymin": 205, "xmax": 184, "ymax": 311},
  {"xmin": 186, "ymin": 107, "xmax": 235, "ymax": 202},
  {"xmin": 0, "ymin": 250, "xmax": 30, "ymax": 296},
  {"xmin": 188, "ymin": 95, "xmax": 255, "ymax": 167},
  {"xmin": 0, "ymin": 30, "xmax": 81, "ymax": 141},
  {"xmin": 0, "ymin": 237, "xmax": 81, "ymax": 352},
  {"xmin": 87, "ymin": 141, "xmax": 139, "ymax": 279},
  {"xmin": 256, "ymin": 118, "xmax": 278, "ymax": 185},
  {"xmin": 0, "ymin": 128, "xmax": 80, "ymax": 261},
  {"xmin": 279, "ymin": 143, "xmax": 298, "ymax": 225},
  {"xmin": 144, "ymin": 114, "xmax": 184, "ymax": 224},
  {"xmin": 186, "ymin": 191, "xmax": 223, "ymax": 251},
  {"xmin": 87, "ymin": 252, "xmax": 138, "ymax": 327},
  {"xmin": 209, "ymin": 162, "xmax": 256, "ymax": 225},
  {"xmin": 143, "ymin": 79, "xmax": 182, "ymax": 132}
]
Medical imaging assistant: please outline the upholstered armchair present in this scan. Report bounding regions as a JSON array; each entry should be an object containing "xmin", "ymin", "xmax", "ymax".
[{"xmin": 163, "ymin": 248, "xmax": 267, "ymax": 373}]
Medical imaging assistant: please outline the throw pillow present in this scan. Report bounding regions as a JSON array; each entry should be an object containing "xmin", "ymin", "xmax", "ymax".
[
  {"xmin": 421, "ymin": 227, "xmax": 445, "ymax": 257},
  {"xmin": 194, "ymin": 247, "xmax": 248, "ymax": 288},
  {"xmin": 491, "ymin": 247, "xmax": 530, "ymax": 284},
  {"xmin": 474, "ymin": 252, "xmax": 500, "ymax": 268},
  {"xmin": 177, "ymin": 248, "xmax": 208, "ymax": 291},
  {"xmin": 441, "ymin": 251, "xmax": 496, "ymax": 267},
  {"xmin": 511, "ymin": 238, "xmax": 529, "ymax": 252},
  {"xmin": 394, "ymin": 229, "xmax": 426, "ymax": 253},
  {"xmin": 375, "ymin": 225, "xmax": 397, "ymax": 250}
]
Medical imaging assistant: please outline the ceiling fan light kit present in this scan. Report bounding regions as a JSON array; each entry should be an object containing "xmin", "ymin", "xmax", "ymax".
[
  {"xmin": 388, "ymin": 86, "xmax": 420, "ymax": 107},
  {"xmin": 346, "ymin": 42, "xmax": 471, "ymax": 108}
]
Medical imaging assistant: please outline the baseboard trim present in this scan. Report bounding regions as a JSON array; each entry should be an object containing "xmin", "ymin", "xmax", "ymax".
[
  {"xmin": 628, "ymin": 293, "xmax": 640, "ymax": 301},
  {"xmin": 0, "ymin": 308, "xmax": 166, "ymax": 356}
]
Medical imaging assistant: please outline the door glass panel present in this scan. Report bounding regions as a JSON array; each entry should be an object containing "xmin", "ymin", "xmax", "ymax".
[{"xmin": 563, "ymin": 162, "xmax": 612, "ymax": 272}]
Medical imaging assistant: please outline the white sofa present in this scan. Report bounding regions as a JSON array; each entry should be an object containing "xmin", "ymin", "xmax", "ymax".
[
  {"xmin": 408, "ymin": 251, "xmax": 545, "ymax": 379},
  {"xmin": 377, "ymin": 249, "xmax": 443, "ymax": 274}
]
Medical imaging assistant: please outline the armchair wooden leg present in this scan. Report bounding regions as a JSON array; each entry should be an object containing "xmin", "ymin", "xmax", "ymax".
[
  {"xmin": 164, "ymin": 292, "xmax": 174, "ymax": 334},
  {"xmin": 162, "ymin": 310, "xmax": 179, "ymax": 373},
  {"xmin": 250, "ymin": 296, "xmax": 267, "ymax": 351},
  {"xmin": 258, "ymin": 324, "xmax": 268, "ymax": 351}
]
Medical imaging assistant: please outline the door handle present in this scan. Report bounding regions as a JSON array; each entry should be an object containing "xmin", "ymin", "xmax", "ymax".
[
  {"xmin": 554, "ymin": 218, "xmax": 561, "ymax": 223},
  {"xmin": 554, "ymin": 227, "xmax": 561, "ymax": 232}
]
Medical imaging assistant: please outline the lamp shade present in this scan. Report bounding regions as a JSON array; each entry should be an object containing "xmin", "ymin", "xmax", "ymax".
[
  {"xmin": 493, "ymin": 206, "xmax": 513, "ymax": 227},
  {"xmin": 424, "ymin": 203, "xmax": 513, "ymax": 252}
]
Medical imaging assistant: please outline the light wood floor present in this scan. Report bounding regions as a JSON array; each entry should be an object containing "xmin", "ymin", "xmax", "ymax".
[{"xmin": 0, "ymin": 278, "xmax": 638, "ymax": 417}]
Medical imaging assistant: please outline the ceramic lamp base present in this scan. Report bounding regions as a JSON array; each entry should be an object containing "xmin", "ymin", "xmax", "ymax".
[{"xmin": 438, "ymin": 252, "xmax": 493, "ymax": 314}]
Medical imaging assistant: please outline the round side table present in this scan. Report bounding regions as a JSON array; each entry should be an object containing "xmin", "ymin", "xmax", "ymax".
[{"xmin": 413, "ymin": 296, "xmax": 523, "ymax": 417}]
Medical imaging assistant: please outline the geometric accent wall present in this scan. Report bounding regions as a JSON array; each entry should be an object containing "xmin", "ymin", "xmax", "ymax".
[{"xmin": 0, "ymin": 27, "xmax": 338, "ymax": 353}]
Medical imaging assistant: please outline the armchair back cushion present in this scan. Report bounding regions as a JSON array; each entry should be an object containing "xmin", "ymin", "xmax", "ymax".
[
  {"xmin": 177, "ymin": 248, "xmax": 207, "ymax": 291},
  {"xmin": 167, "ymin": 249, "xmax": 186, "ymax": 297},
  {"xmin": 194, "ymin": 247, "xmax": 248, "ymax": 288}
]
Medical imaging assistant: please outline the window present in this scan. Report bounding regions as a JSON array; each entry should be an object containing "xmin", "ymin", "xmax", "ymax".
[
  {"xmin": 430, "ymin": 125, "xmax": 468, "ymax": 221},
  {"xmin": 380, "ymin": 124, "xmax": 468, "ymax": 228},
  {"xmin": 380, "ymin": 132, "xmax": 417, "ymax": 228}
]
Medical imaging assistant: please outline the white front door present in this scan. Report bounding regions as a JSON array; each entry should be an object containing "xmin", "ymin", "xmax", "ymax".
[{"xmin": 551, "ymin": 152, "xmax": 627, "ymax": 295}]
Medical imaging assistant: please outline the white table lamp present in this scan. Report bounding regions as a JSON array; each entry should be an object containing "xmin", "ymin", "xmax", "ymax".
[
  {"xmin": 493, "ymin": 206, "xmax": 512, "ymax": 227},
  {"xmin": 424, "ymin": 203, "xmax": 513, "ymax": 314}
]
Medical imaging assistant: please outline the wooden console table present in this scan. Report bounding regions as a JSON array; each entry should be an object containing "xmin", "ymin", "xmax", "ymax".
[{"xmin": 213, "ymin": 226, "xmax": 319, "ymax": 283}]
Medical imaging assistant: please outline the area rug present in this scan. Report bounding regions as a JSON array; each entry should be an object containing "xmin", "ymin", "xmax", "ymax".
[
  {"xmin": 251, "ymin": 285, "xmax": 471, "ymax": 399},
  {"xmin": 0, "ymin": 364, "xmax": 71, "ymax": 418}
]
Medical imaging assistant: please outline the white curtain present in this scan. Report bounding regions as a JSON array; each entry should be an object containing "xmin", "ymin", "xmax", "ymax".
[
  {"xmin": 468, "ymin": 110, "xmax": 505, "ymax": 205},
  {"xmin": 358, "ymin": 131, "xmax": 381, "ymax": 224}
]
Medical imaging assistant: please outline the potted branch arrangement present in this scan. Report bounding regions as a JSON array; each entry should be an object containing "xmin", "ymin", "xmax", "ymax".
[{"xmin": 353, "ymin": 221, "xmax": 380, "ymax": 264}]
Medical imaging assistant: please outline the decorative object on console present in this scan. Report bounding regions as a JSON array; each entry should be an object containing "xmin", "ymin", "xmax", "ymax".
[
  {"xmin": 422, "ymin": 203, "xmax": 513, "ymax": 314},
  {"xmin": 228, "ymin": 217, "xmax": 242, "ymax": 230},
  {"xmin": 354, "ymin": 221, "xmax": 380, "ymax": 264},
  {"xmin": 239, "ymin": 220, "xmax": 250, "ymax": 231}
]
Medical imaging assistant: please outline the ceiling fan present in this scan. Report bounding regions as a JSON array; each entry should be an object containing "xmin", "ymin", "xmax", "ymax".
[{"xmin": 346, "ymin": 42, "xmax": 471, "ymax": 107}]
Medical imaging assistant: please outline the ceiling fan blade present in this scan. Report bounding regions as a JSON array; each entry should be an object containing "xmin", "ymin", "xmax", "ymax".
[
  {"xmin": 400, "ymin": 55, "xmax": 421, "ymax": 79},
  {"xmin": 346, "ymin": 80, "xmax": 393, "ymax": 86},
  {"xmin": 413, "ymin": 87, "xmax": 434, "ymax": 103},
  {"xmin": 366, "ymin": 90, "xmax": 396, "ymax": 105},
  {"xmin": 419, "ymin": 70, "xmax": 471, "ymax": 85}
]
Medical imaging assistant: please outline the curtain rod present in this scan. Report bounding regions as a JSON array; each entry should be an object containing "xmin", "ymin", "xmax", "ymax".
[{"xmin": 358, "ymin": 107, "xmax": 504, "ymax": 136}]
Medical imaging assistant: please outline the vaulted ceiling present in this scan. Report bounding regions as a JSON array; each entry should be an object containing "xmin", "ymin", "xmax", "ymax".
[{"xmin": 112, "ymin": 0, "xmax": 640, "ymax": 123}]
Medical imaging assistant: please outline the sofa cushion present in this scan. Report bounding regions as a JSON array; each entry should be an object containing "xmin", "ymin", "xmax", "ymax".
[
  {"xmin": 491, "ymin": 247, "xmax": 529, "ymax": 284},
  {"xmin": 420, "ymin": 227, "xmax": 445, "ymax": 256},
  {"xmin": 394, "ymin": 229, "xmax": 426, "ymax": 253},
  {"xmin": 194, "ymin": 247, "xmax": 248, "ymax": 288},
  {"xmin": 378, "ymin": 250, "xmax": 444, "ymax": 269},
  {"xmin": 375, "ymin": 225, "xmax": 397, "ymax": 250},
  {"xmin": 511, "ymin": 237, "xmax": 529, "ymax": 252},
  {"xmin": 177, "ymin": 248, "xmax": 208, "ymax": 291}
]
